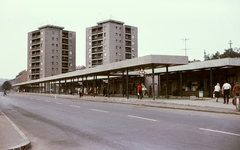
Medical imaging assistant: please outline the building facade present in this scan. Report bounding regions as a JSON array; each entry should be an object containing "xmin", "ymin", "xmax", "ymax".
[
  {"xmin": 27, "ymin": 25, "xmax": 76, "ymax": 80},
  {"xmin": 86, "ymin": 19, "xmax": 138, "ymax": 68}
]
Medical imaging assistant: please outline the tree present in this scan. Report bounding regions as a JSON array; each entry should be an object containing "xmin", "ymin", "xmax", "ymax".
[
  {"xmin": 207, "ymin": 48, "xmax": 240, "ymax": 60},
  {"xmin": 2, "ymin": 81, "xmax": 12, "ymax": 90}
]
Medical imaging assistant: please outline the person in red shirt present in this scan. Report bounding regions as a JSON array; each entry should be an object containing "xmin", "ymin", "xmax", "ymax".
[{"xmin": 137, "ymin": 83, "xmax": 143, "ymax": 99}]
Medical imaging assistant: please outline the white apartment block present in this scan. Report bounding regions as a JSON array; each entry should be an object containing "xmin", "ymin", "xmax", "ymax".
[
  {"xmin": 27, "ymin": 25, "xmax": 76, "ymax": 80},
  {"xmin": 86, "ymin": 19, "xmax": 138, "ymax": 68}
]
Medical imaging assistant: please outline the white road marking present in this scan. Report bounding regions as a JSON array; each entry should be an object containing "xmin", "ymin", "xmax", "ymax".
[
  {"xmin": 70, "ymin": 105, "xmax": 80, "ymax": 108},
  {"xmin": 55, "ymin": 102, "xmax": 62, "ymax": 105},
  {"xmin": 44, "ymin": 100, "xmax": 50, "ymax": 102},
  {"xmin": 199, "ymin": 128, "xmax": 240, "ymax": 137},
  {"xmin": 91, "ymin": 109, "xmax": 109, "ymax": 113},
  {"xmin": 36, "ymin": 99, "xmax": 41, "ymax": 101},
  {"xmin": 128, "ymin": 115, "xmax": 159, "ymax": 122}
]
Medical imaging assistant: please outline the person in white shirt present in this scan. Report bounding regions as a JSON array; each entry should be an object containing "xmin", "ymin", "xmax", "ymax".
[
  {"xmin": 222, "ymin": 81, "xmax": 231, "ymax": 104},
  {"xmin": 213, "ymin": 83, "xmax": 221, "ymax": 102}
]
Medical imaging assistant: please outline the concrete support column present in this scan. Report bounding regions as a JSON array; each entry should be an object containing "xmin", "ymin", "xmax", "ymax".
[
  {"xmin": 126, "ymin": 68, "xmax": 129, "ymax": 99},
  {"xmin": 152, "ymin": 64, "xmax": 155, "ymax": 100}
]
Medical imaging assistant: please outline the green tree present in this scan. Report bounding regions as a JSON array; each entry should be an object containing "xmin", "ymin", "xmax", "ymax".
[
  {"xmin": 211, "ymin": 51, "xmax": 221, "ymax": 59},
  {"xmin": 207, "ymin": 48, "xmax": 240, "ymax": 60},
  {"xmin": 2, "ymin": 81, "xmax": 12, "ymax": 90}
]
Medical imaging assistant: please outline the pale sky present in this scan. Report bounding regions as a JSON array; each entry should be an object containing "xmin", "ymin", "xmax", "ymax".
[{"xmin": 1, "ymin": 0, "xmax": 240, "ymax": 79}]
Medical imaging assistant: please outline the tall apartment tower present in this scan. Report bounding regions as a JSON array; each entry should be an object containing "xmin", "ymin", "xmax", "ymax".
[
  {"xmin": 86, "ymin": 19, "xmax": 138, "ymax": 68},
  {"xmin": 27, "ymin": 25, "xmax": 76, "ymax": 80}
]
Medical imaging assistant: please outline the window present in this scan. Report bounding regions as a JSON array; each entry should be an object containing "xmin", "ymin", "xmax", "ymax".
[
  {"xmin": 116, "ymin": 52, "xmax": 118, "ymax": 56},
  {"xmin": 104, "ymin": 46, "xmax": 106, "ymax": 50},
  {"xmin": 30, "ymin": 40, "xmax": 32, "ymax": 43},
  {"xmin": 89, "ymin": 42, "xmax": 91, "ymax": 46},
  {"xmin": 52, "ymin": 37, "xmax": 54, "ymax": 40},
  {"xmin": 56, "ymin": 38, "xmax": 58, "ymax": 41},
  {"xmin": 89, "ymin": 55, "xmax": 91, "ymax": 58},
  {"xmin": 89, "ymin": 48, "xmax": 91, "ymax": 52},
  {"xmin": 104, "ymin": 33, "xmax": 106, "ymax": 37},
  {"xmin": 116, "ymin": 59, "xmax": 118, "ymax": 62},
  {"xmin": 132, "ymin": 42, "xmax": 134, "ymax": 45},
  {"xmin": 119, "ymin": 40, "xmax": 121, "ymax": 43},
  {"xmin": 132, "ymin": 35, "xmax": 134, "ymax": 39},
  {"xmin": 89, "ymin": 36, "xmax": 91, "ymax": 40},
  {"xmin": 56, "ymin": 68, "xmax": 58, "ymax": 71},
  {"xmin": 69, "ymin": 51, "xmax": 72, "ymax": 55},
  {"xmin": 116, "ymin": 46, "xmax": 118, "ymax": 49},
  {"xmin": 52, "ymin": 49, "xmax": 54, "ymax": 53},
  {"xmin": 56, "ymin": 44, "xmax": 58, "ymax": 47},
  {"xmin": 52, "ymin": 68, "xmax": 54, "ymax": 71},
  {"xmin": 52, "ymin": 62, "xmax": 54, "ymax": 65},
  {"xmin": 132, "ymin": 48, "xmax": 135, "ymax": 51},
  {"xmin": 52, "ymin": 43, "xmax": 54, "ymax": 46},
  {"xmin": 119, "ymin": 33, "xmax": 121, "ymax": 36},
  {"xmin": 104, "ymin": 52, "xmax": 106, "ymax": 56},
  {"xmin": 56, "ymin": 56, "xmax": 58, "ymax": 59},
  {"xmin": 56, "ymin": 62, "xmax": 58, "ymax": 65},
  {"xmin": 52, "ymin": 31, "xmax": 54, "ymax": 34},
  {"xmin": 41, "ymin": 38, "xmax": 43, "ymax": 41},
  {"xmin": 52, "ymin": 56, "xmax": 54, "ymax": 59}
]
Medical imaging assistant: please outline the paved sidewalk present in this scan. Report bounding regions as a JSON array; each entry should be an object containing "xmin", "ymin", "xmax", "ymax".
[
  {"xmin": 0, "ymin": 111, "xmax": 30, "ymax": 150},
  {"xmin": 1, "ymin": 93, "xmax": 239, "ymax": 150}
]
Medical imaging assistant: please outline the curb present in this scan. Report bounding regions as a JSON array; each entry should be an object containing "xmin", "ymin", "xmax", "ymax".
[{"xmin": 1, "ymin": 111, "xmax": 31, "ymax": 150}]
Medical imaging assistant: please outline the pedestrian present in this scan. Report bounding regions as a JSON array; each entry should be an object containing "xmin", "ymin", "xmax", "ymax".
[
  {"xmin": 149, "ymin": 85, "xmax": 152, "ymax": 97},
  {"xmin": 142, "ymin": 83, "xmax": 147, "ymax": 96},
  {"xmin": 232, "ymin": 82, "xmax": 240, "ymax": 108},
  {"xmin": 78, "ymin": 87, "xmax": 82, "ymax": 98},
  {"xmin": 222, "ymin": 81, "xmax": 231, "ymax": 104},
  {"xmin": 137, "ymin": 83, "xmax": 143, "ymax": 99},
  {"xmin": 213, "ymin": 83, "xmax": 221, "ymax": 102},
  {"xmin": 103, "ymin": 86, "xmax": 106, "ymax": 96},
  {"xmin": 3, "ymin": 89, "xmax": 7, "ymax": 96}
]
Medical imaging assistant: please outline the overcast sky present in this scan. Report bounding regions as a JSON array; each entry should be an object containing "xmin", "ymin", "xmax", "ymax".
[{"xmin": 1, "ymin": 0, "xmax": 240, "ymax": 79}]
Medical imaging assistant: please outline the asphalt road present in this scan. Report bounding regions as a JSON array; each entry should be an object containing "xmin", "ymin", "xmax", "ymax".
[{"xmin": 1, "ymin": 93, "xmax": 240, "ymax": 150}]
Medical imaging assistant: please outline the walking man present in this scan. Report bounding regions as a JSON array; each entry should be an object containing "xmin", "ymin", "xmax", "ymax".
[{"xmin": 222, "ymin": 81, "xmax": 231, "ymax": 104}]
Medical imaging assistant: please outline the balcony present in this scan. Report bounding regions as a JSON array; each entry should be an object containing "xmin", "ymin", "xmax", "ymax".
[
  {"xmin": 62, "ymin": 46, "xmax": 69, "ymax": 50},
  {"xmin": 62, "ymin": 39, "xmax": 69, "ymax": 45},
  {"xmin": 32, "ymin": 52, "xmax": 41, "ymax": 56},
  {"xmin": 92, "ymin": 27, "xmax": 103, "ymax": 35},
  {"xmin": 31, "ymin": 58, "xmax": 40, "ymax": 62},
  {"xmin": 62, "ymin": 32, "xmax": 69, "ymax": 39}
]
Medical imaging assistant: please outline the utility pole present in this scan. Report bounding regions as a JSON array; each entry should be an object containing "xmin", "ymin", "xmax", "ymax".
[{"xmin": 181, "ymin": 38, "xmax": 189, "ymax": 56}]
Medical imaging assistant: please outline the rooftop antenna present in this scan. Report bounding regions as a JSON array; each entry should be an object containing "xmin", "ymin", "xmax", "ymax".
[
  {"xmin": 229, "ymin": 40, "xmax": 233, "ymax": 49},
  {"xmin": 181, "ymin": 38, "xmax": 189, "ymax": 56}
]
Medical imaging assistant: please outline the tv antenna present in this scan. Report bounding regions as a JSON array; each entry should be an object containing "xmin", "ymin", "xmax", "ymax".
[{"xmin": 181, "ymin": 38, "xmax": 189, "ymax": 56}]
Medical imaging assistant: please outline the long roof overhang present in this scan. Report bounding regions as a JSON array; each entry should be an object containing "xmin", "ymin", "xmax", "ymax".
[
  {"xmin": 13, "ymin": 55, "xmax": 188, "ymax": 86},
  {"xmin": 153, "ymin": 57, "xmax": 240, "ymax": 74}
]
